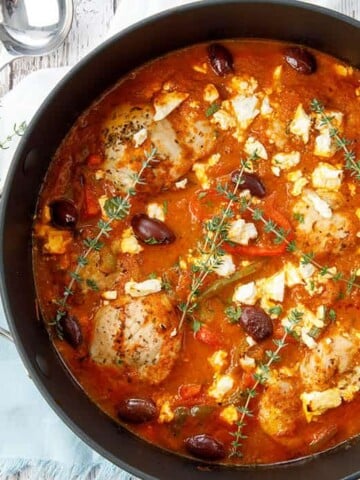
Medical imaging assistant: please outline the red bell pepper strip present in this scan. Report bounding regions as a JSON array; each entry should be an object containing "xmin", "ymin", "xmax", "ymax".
[{"xmin": 224, "ymin": 243, "xmax": 286, "ymax": 256}]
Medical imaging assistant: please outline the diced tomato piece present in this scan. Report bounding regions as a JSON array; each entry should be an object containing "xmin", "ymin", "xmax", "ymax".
[
  {"xmin": 178, "ymin": 383, "xmax": 202, "ymax": 400},
  {"xmin": 194, "ymin": 325, "xmax": 221, "ymax": 347},
  {"xmin": 84, "ymin": 187, "xmax": 101, "ymax": 217}
]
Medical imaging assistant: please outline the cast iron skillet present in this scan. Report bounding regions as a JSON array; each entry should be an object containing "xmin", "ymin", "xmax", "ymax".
[{"xmin": 2, "ymin": 1, "xmax": 360, "ymax": 478}]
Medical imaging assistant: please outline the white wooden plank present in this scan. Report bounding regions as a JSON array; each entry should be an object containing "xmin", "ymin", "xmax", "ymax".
[
  {"xmin": 0, "ymin": 0, "xmax": 120, "ymax": 96},
  {"xmin": 338, "ymin": 0, "xmax": 360, "ymax": 18}
]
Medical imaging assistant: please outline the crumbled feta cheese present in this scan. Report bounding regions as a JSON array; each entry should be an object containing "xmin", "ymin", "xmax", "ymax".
[
  {"xmin": 220, "ymin": 405, "xmax": 239, "ymax": 424},
  {"xmin": 261, "ymin": 95, "xmax": 273, "ymax": 115},
  {"xmin": 289, "ymin": 104, "xmax": 312, "ymax": 143},
  {"xmin": 301, "ymin": 329, "xmax": 318, "ymax": 349},
  {"xmin": 120, "ymin": 227, "xmax": 143, "ymax": 254},
  {"xmin": 133, "ymin": 128, "xmax": 148, "ymax": 147},
  {"xmin": 258, "ymin": 271, "xmax": 285, "ymax": 303},
  {"xmin": 213, "ymin": 254, "xmax": 236, "ymax": 277},
  {"xmin": 153, "ymin": 91, "xmax": 189, "ymax": 121},
  {"xmin": 203, "ymin": 83, "xmax": 219, "ymax": 103},
  {"xmin": 287, "ymin": 169, "xmax": 308, "ymax": 196},
  {"xmin": 233, "ymin": 281, "xmax": 257, "ymax": 305},
  {"xmin": 284, "ymin": 262, "xmax": 304, "ymax": 287},
  {"xmin": 244, "ymin": 136, "xmax": 268, "ymax": 160},
  {"xmin": 301, "ymin": 389, "xmax": 342, "ymax": 422},
  {"xmin": 192, "ymin": 162, "xmax": 210, "ymax": 189},
  {"xmin": 175, "ymin": 178, "xmax": 188, "ymax": 189},
  {"xmin": 125, "ymin": 278, "xmax": 162, "ymax": 297},
  {"xmin": 101, "ymin": 290, "xmax": 118, "ymax": 300},
  {"xmin": 231, "ymin": 94, "xmax": 260, "ymax": 129},
  {"xmin": 35, "ymin": 225, "xmax": 72, "ymax": 255},
  {"xmin": 314, "ymin": 110, "xmax": 343, "ymax": 157},
  {"xmin": 299, "ymin": 262, "xmax": 316, "ymax": 279},
  {"xmin": 287, "ymin": 170, "xmax": 301, "ymax": 182},
  {"xmin": 311, "ymin": 162, "xmax": 343, "ymax": 191},
  {"xmin": 239, "ymin": 354, "xmax": 256, "ymax": 371},
  {"xmin": 314, "ymin": 131, "xmax": 334, "ymax": 157},
  {"xmin": 305, "ymin": 190, "xmax": 332, "ymax": 219},
  {"xmin": 208, "ymin": 374, "xmax": 234, "ymax": 401},
  {"xmin": 208, "ymin": 153, "xmax": 221, "ymax": 166},
  {"xmin": 158, "ymin": 401, "xmax": 175, "ymax": 423},
  {"xmin": 147, "ymin": 202, "xmax": 165, "ymax": 222},
  {"xmin": 292, "ymin": 178, "xmax": 308, "ymax": 196},
  {"xmin": 283, "ymin": 303, "xmax": 326, "ymax": 350},
  {"xmin": 246, "ymin": 335, "xmax": 257, "ymax": 347},
  {"xmin": 271, "ymin": 165, "xmax": 281, "ymax": 177},
  {"xmin": 228, "ymin": 219, "xmax": 258, "ymax": 245},
  {"xmin": 272, "ymin": 151, "xmax": 300, "ymax": 172},
  {"xmin": 212, "ymin": 108, "xmax": 236, "ymax": 130},
  {"xmin": 228, "ymin": 76, "xmax": 258, "ymax": 95},
  {"xmin": 208, "ymin": 350, "xmax": 228, "ymax": 372}
]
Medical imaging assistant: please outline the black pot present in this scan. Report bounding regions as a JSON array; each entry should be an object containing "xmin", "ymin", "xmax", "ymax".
[{"xmin": 1, "ymin": 1, "xmax": 360, "ymax": 479}]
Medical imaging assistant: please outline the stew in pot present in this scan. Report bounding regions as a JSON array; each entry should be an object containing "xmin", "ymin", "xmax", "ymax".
[{"xmin": 33, "ymin": 39, "xmax": 360, "ymax": 464}]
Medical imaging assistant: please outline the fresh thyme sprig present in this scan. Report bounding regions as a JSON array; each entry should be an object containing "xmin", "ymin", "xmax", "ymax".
[
  {"xmin": 229, "ymin": 309, "xmax": 303, "ymax": 457},
  {"xmin": 244, "ymin": 202, "xmax": 360, "ymax": 293},
  {"xmin": 53, "ymin": 148, "xmax": 158, "ymax": 336},
  {"xmin": 0, "ymin": 121, "xmax": 27, "ymax": 150},
  {"xmin": 310, "ymin": 98, "xmax": 360, "ymax": 181},
  {"xmin": 176, "ymin": 162, "xmax": 247, "ymax": 332}
]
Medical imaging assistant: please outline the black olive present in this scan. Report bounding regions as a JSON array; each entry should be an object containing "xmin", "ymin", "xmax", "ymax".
[
  {"xmin": 240, "ymin": 306, "xmax": 273, "ymax": 341},
  {"xmin": 50, "ymin": 199, "xmax": 78, "ymax": 229},
  {"xmin": 184, "ymin": 434, "xmax": 226, "ymax": 460},
  {"xmin": 207, "ymin": 43, "xmax": 234, "ymax": 76},
  {"xmin": 131, "ymin": 214, "xmax": 176, "ymax": 245},
  {"xmin": 59, "ymin": 314, "xmax": 82, "ymax": 348},
  {"xmin": 231, "ymin": 171, "xmax": 266, "ymax": 198},
  {"xmin": 117, "ymin": 398, "xmax": 157, "ymax": 423},
  {"xmin": 284, "ymin": 47, "xmax": 317, "ymax": 75}
]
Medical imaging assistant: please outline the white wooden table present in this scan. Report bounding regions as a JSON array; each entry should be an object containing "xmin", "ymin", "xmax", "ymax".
[{"xmin": 0, "ymin": 0, "xmax": 121, "ymax": 97}]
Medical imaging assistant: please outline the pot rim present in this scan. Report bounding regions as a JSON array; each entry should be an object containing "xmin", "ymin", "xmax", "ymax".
[{"xmin": 2, "ymin": 1, "xmax": 360, "ymax": 479}]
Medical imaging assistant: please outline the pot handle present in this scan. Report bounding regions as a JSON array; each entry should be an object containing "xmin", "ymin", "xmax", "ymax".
[{"xmin": 0, "ymin": 326, "xmax": 14, "ymax": 342}]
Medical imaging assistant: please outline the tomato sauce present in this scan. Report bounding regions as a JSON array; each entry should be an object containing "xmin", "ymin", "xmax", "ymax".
[{"xmin": 33, "ymin": 40, "xmax": 360, "ymax": 464}]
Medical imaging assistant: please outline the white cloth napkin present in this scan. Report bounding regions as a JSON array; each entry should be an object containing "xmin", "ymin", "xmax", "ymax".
[{"xmin": 0, "ymin": 1, "xmax": 358, "ymax": 479}]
